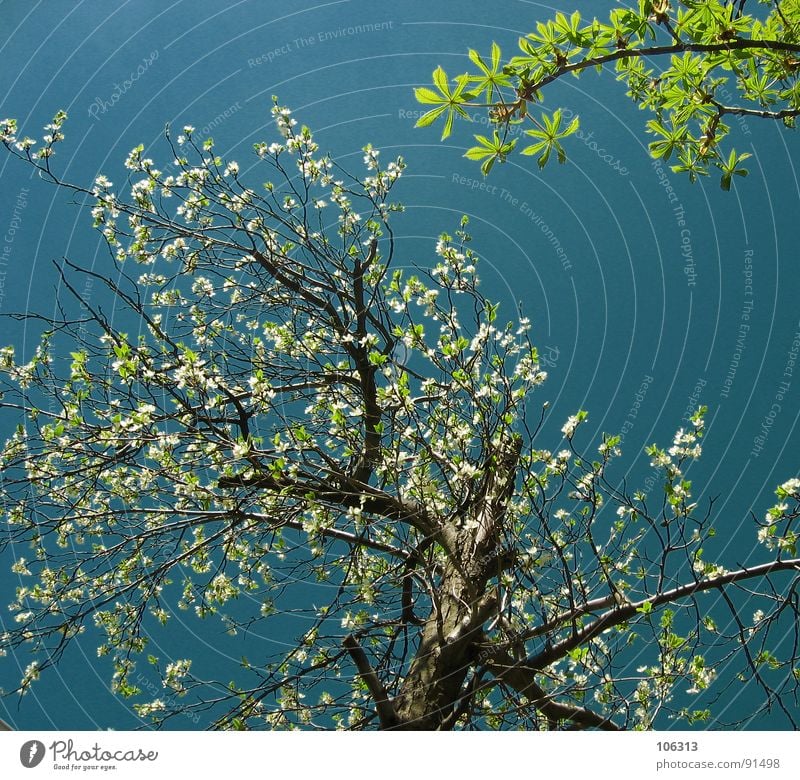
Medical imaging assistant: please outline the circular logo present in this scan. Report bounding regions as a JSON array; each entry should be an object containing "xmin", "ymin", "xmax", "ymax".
[{"xmin": 20, "ymin": 740, "xmax": 45, "ymax": 769}]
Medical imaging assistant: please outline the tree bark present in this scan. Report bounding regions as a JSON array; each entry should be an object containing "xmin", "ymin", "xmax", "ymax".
[{"xmin": 393, "ymin": 561, "xmax": 492, "ymax": 729}]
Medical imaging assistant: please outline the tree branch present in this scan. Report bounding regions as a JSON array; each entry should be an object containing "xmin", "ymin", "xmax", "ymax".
[
  {"xmin": 521, "ymin": 38, "xmax": 800, "ymax": 99},
  {"xmin": 343, "ymin": 634, "xmax": 399, "ymax": 729},
  {"xmin": 525, "ymin": 557, "xmax": 800, "ymax": 671},
  {"xmin": 483, "ymin": 647, "xmax": 621, "ymax": 730},
  {"xmin": 713, "ymin": 100, "xmax": 800, "ymax": 120},
  {"xmin": 217, "ymin": 469, "xmax": 436, "ymax": 536}
]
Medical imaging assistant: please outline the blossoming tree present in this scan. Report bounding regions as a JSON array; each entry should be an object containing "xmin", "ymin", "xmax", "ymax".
[
  {"xmin": 416, "ymin": 0, "xmax": 800, "ymax": 187},
  {"xmin": 0, "ymin": 104, "xmax": 799, "ymax": 730}
]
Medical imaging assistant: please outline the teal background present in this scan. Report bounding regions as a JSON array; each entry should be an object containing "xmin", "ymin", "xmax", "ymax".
[{"xmin": 0, "ymin": 0, "xmax": 798, "ymax": 729}]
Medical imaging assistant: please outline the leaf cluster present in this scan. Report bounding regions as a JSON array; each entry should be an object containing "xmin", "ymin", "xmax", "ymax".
[{"xmin": 415, "ymin": 1, "xmax": 800, "ymax": 187}]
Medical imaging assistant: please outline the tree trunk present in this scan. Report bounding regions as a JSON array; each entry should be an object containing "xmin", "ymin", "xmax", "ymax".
[
  {"xmin": 393, "ymin": 560, "xmax": 491, "ymax": 730},
  {"xmin": 391, "ymin": 436, "xmax": 521, "ymax": 729}
]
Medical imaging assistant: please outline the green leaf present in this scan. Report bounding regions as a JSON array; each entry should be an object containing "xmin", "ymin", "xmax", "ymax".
[
  {"xmin": 414, "ymin": 87, "xmax": 443, "ymax": 105},
  {"xmin": 414, "ymin": 67, "xmax": 476, "ymax": 139},
  {"xmin": 442, "ymin": 110, "xmax": 455, "ymax": 139},
  {"xmin": 414, "ymin": 106, "xmax": 446, "ymax": 128},
  {"xmin": 432, "ymin": 65, "xmax": 449, "ymax": 94},
  {"xmin": 717, "ymin": 148, "xmax": 751, "ymax": 191},
  {"xmin": 463, "ymin": 131, "xmax": 517, "ymax": 173},
  {"xmin": 464, "ymin": 146, "xmax": 491, "ymax": 161}
]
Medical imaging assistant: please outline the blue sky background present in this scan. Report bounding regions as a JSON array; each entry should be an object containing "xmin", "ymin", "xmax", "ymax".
[{"xmin": 0, "ymin": 0, "xmax": 799, "ymax": 729}]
